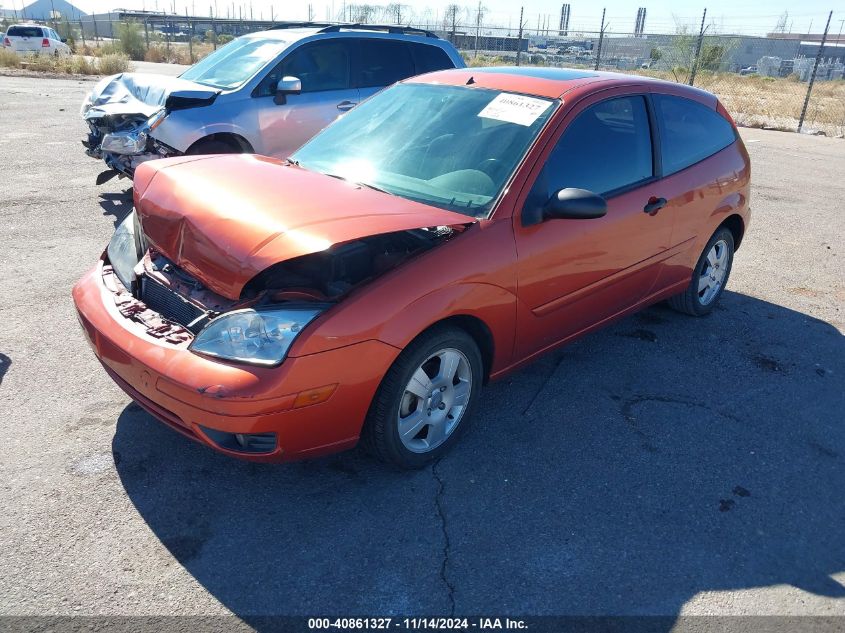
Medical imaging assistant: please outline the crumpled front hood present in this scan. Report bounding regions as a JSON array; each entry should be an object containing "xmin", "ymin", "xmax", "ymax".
[
  {"xmin": 132, "ymin": 155, "xmax": 475, "ymax": 300},
  {"xmin": 84, "ymin": 72, "xmax": 219, "ymax": 120}
]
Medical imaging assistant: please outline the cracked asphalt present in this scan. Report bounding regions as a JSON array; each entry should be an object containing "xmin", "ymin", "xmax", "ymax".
[{"xmin": 0, "ymin": 73, "xmax": 844, "ymax": 624}]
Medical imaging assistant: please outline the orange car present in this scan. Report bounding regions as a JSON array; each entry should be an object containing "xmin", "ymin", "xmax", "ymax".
[{"xmin": 73, "ymin": 67, "xmax": 750, "ymax": 468}]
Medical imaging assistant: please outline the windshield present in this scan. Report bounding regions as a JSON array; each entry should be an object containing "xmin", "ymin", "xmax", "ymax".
[
  {"xmin": 291, "ymin": 83, "xmax": 556, "ymax": 217},
  {"xmin": 180, "ymin": 37, "xmax": 288, "ymax": 89}
]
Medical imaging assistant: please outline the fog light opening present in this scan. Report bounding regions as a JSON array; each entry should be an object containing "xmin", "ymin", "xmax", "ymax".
[{"xmin": 199, "ymin": 426, "xmax": 277, "ymax": 454}]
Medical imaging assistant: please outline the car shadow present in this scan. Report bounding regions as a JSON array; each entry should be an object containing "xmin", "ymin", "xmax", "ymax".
[
  {"xmin": 0, "ymin": 353, "xmax": 10, "ymax": 387},
  {"xmin": 98, "ymin": 188, "xmax": 133, "ymax": 227},
  {"xmin": 111, "ymin": 291, "xmax": 845, "ymax": 624}
]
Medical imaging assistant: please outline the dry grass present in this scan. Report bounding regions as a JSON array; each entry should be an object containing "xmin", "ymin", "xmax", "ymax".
[
  {"xmin": 0, "ymin": 50, "xmax": 131, "ymax": 76},
  {"xmin": 143, "ymin": 42, "xmax": 213, "ymax": 65}
]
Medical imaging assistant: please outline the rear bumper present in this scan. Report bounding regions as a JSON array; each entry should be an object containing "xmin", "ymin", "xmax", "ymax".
[{"xmin": 72, "ymin": 263, "xmax": 400, "ymax": 462}]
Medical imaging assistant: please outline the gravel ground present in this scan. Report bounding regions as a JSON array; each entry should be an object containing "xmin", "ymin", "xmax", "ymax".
[{"xmin": 0, "ymin": 74, "xmax": 843, "ymax": 625}]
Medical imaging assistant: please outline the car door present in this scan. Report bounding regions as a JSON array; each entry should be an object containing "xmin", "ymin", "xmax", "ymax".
[
  {"xmin": 252, "ymin": 39, "xmax": 359, "ymax": 158},
  {"xmin": 354, "ymin": 38, "xmax": 416, "ymax": 102},
  {"xmin": 513, "ymin": 91, "xmax": 675, "ymax": 357}
]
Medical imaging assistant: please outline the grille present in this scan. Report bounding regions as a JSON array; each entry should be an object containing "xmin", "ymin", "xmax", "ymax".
[{"xmin": 141, "ymin": 277, "xmax": 206, "ymax": 332}]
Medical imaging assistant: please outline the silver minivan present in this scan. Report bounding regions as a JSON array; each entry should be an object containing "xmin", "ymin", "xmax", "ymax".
[{"xmin": 81, "ymin": 24, "xmax": 465, "ymax": 182}]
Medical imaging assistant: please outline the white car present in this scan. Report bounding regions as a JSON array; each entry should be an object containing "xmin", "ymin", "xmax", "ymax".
[{"xmin": 2, "ymin": 24, "xmax": 71, "ymax": 56}]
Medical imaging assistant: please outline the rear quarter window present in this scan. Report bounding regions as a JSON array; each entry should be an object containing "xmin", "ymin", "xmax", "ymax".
[
  {"xmin": 410, "ymin": 43, "xmax": 455, "ymax": 73},
  {"xmin": 654, "ymin": 94, "xmax": 737, "ymax": 175},
  {"xmin": 8, "ymin": 26, "xmax": 44, "ymax": 37},
  {"xmin": 357, "ymin": 39, "xmax": 415, "ymax": 88}
]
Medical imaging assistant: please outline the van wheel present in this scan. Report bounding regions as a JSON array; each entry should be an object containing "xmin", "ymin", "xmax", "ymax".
[
  {"xmin": 186, "ymin": 139, "xmax": 241, "ymax": 155},
  {"xmin": 361, "ymin": 327, "xmax": 483, "ymax": 469},
  {"xmin": 669, "ymin": 227, "xmax": 735, "ymax": 316}
]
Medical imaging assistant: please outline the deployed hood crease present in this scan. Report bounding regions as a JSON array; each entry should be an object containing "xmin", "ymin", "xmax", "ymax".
[
  {"xmin": 134, "ymin": 155, "xmax": 476, "ymax": 300},
  {"xmin": 85, "ymin": 72, "xmax": 220, "ymax": 120}
]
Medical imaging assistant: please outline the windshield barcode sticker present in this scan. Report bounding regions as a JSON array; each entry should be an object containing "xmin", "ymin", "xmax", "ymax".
[{"xmin": 478, "ymin": 93, "xmax": 552, "ymax": 126}]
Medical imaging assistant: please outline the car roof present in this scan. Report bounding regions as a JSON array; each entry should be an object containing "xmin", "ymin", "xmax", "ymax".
[{"xmin": 409, "ymin": 66, "xmax": 715, "ymax": 102}]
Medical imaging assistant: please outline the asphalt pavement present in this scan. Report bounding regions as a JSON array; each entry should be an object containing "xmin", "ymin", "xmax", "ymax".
[{"xmin": 0, "ymin": 73, "xmax": 843, "ymax": 625}]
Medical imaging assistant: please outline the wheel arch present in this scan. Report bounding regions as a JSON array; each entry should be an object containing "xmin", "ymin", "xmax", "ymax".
[
  {"xmin": 719, "ymin": 213, "xmax": 745, "ymax": 250},
  {"xmin": 186, "ymin": 132, "xmax": 254, "ymax": 154},
  {"xmin": 413, "ymin": 314, "xmax": 496, "ymax": 384}
]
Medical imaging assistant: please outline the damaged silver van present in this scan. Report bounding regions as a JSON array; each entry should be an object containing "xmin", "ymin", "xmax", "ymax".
[{"xmin": 81, "ymin": 23, "xmax": 464, "ymax": 184}]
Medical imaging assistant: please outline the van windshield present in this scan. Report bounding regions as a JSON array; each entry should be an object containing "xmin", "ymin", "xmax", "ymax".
[{"xmin": 180, "ymin": 37, "xmax": 288, "ymax": 89}]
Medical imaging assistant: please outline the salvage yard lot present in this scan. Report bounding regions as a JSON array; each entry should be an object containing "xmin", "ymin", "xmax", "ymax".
[{"xmin": 0, "ymin": 74, "xmax": 844, "ymax": 620}]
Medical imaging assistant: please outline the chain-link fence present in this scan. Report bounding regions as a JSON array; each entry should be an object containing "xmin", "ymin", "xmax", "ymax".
[
  {"xmin": 2, "ymin": 8, "xmax": 842, "ymax": 136},
  {"xmin": 433, "ymin": 18, "xmax": 843, "ymax": 137}
]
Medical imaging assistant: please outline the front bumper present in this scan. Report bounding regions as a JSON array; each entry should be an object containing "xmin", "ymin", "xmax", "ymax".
[{"xmin": 72, "ymin": 262, "xmax": 400, "ymax": 462}]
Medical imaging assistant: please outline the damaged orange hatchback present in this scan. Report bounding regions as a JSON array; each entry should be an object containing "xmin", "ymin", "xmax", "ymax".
[{"xmin": 73, "ymin": 67, "xmax": 750, "ymax": 468}]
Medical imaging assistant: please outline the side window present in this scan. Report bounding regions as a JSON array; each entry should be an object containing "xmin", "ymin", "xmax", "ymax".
[
  {"xmin": 258, "ymin": 40, "xmax": 351, "ymax": 96},
  {"xmin": 409, "ymin": 43, "xmax": 455, "ymax": 74},
  {"xmin": 654, "ymin": 94, "xmax": 737, "ymax": 175},
  {"xmin": 539, "ymin": 96, "xmax": 653, "ymax": 197},
  {"xmin": 356, "ymin": 39, "xmax": 415, "ymax": 88}
]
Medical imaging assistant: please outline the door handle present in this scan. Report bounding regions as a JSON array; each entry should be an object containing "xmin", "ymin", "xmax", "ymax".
[
  {"xmin": 643, "ymin": 197, "xmax": 667, "ymax": 215},
  {"xmin": 337, "ymin": 100, "xmax": 357, "ymax": 111}
]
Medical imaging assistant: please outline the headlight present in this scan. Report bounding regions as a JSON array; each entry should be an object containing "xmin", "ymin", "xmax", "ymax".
[
  {"xmin": 189, "ymin": 308, "xmax": 323, "ymax": 366},
  {"xmin": 147, "ymin": 108, "xmax": 167, "ymax": 131},
  {"xmin": 107, "ymin": 210, "xmax": 144, "ymax": 289},
  {"xmin": 80, "ymin": 93, "xmax": 93, "ymax": 116},
  {"xmin": 101, "ymin": 128, "xmax": 148, "ymax": 155}
]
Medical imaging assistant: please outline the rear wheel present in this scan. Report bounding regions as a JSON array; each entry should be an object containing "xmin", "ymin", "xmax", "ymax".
[
  {"xmin": 668, "ymin": 227, "xmax": 735, "ymax": 316},
  {"xmin": 362, "ymin": 327, "xmax": 483, "ymax": 469}
]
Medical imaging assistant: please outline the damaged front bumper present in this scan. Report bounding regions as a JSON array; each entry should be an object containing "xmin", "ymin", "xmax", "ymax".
[
  {"xmin": 72, "ymin": 259, "xmax": 398, "ymax": 462},
  {"xmin": 83, "ymin": 110, "xmax": 178, "ymax": 184}
]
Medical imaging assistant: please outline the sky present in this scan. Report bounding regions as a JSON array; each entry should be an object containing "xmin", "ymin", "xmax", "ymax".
[{"xmin": 9, "ymin": 0, "xmax": 844, "ymax": 36}]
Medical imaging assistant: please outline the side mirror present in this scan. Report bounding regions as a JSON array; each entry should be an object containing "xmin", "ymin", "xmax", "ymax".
[
  {"xmin": 61, "ymin": 37, "xmax": 68, "ymax": 43},
  {"xmin": 543, "ymin": 188, "xmax": 607, "ymax": 220},
  {"xmin": 274, "ymin": 76, "xmax": 301, "ymax": 105}
]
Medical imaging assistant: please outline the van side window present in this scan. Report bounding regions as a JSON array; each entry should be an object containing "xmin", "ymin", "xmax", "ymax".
[
  {"xmin": 259, "ymin": 40, "xmax": 351, "ymax": 96},
  {"xmin": 653, "ymin": 94, "xmax": 737, "ymax": 175},
  {"xmin": 409, "ymin": 43, "xmax": 454, "ymax": 74},
  {"xmin": 356, "ymin": 39, "xmax": 415, "ymax": 88}
]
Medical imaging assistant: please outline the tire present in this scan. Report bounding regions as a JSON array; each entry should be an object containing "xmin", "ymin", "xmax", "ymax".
[
  {"xmin": 361, "ymin": 326, "xmax": 484, "ymax": 469},
  {"xmin": 668, "ymin": 226, "xmax": 735, "ymax": 316},
  {"xmin": 185, "ymin": 139, "xmax": 241, "ymax": 155}
]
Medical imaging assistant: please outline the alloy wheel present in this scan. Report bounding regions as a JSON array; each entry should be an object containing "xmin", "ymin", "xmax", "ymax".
[
  {"xmin": 397, "ymin": 348, "xmax": 473, "ymax": 453},
  {"xmin": 698, "ymin": 239, "xmax": 730, "ymax": 305}
]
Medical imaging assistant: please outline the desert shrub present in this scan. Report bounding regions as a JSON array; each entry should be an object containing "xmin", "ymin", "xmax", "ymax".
[
  {"xmin": 144, "ymin": 44, "xmax": 167, "ymax": 63},
  {"xmin": 0, "ymin": 49, "xmax": 21, "ymax": 68},
  {"xmin": 116, "ymin": 21, "xmax": 145, "ymax": 61},
  {"xmin": 98, "ymin": 41, "xmax": 121, "ymax": 56},
  {"xmin": 218, "ymin": 33, "xmax": 234, "ymax": 44},
  {"xmin": 69, "ymin": 55, "xmax": 97, "ymax": 74},
  {"xmin": 98, "ymin": 53, "xmax": 131, "ymax": 75}
]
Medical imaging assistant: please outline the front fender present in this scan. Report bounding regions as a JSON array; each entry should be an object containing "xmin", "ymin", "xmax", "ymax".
[
  {"xmin": 151, "ymin": 109, "xmax": 257, "ymax": 154},
  {"xmin": 295, "ymin": 282, "xmax": 518, "ymax": 376},
  {"xmin": 375, "ymin": 283, "xmax": 517, "ymax": 373}
]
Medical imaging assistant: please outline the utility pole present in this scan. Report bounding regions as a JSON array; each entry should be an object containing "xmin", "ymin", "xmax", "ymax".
[
  {"xmin": 516, "ymin": 6, "xmax": 524, "ymax": 66},
  {"xmin": 798, "ymin": 10, "xmax": 833, "ymax": 132},
  {"xmin": 474, "ymin": 0, "xmax": 483, "ymax": 58},
  {"xmin": 594, "ymin": 7, "xmax": 605, "ymax": 70},
  {"xmin": 689, "ymin": 8, "xmax": 708, "ymax": 86}
]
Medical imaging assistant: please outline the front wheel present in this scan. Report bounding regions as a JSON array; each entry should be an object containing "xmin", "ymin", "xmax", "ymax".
[
  {"xmin": 669, "ymin": 227, "xmax": 735, "ymax": 316},
  {"xmin": 361, "ymin": 327, "xmax": 483, "ymax": 469},
  {"xmin": 185, "ymin": 139, "xmax": 242, "ymax": 155}
]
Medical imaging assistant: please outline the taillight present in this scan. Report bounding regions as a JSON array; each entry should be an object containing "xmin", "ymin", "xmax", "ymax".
[
  {"xmin": 717, "ymin": 101, "xmax": 737, "ymax": 130},
  {"xmin": 41, "ymin": 38, "xmax": 50, "ymax": 47},
  {"xmin": 2, "ymin": 37, "xmax": 10, "ymax": 46}
]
